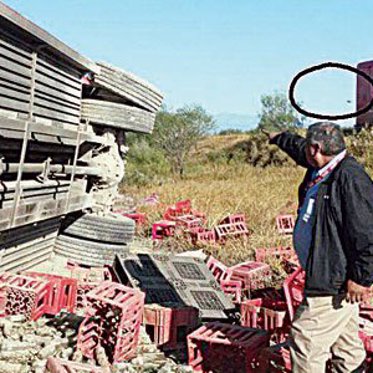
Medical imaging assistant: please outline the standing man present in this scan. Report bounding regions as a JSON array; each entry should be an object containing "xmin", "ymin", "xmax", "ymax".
[{"xmin": 264, "ymin": 122, "xmax": 373, "ymax": 373}]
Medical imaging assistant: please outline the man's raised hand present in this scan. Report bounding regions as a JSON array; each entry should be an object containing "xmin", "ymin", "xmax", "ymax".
[{"xmin": 261, "ymin": 129, "xmax": 281, "ymax": 141}]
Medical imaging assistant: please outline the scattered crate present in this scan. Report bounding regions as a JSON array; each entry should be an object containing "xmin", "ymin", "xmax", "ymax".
[
  {"xmin": 152, "ymin": 220, "xmax": 176, "ymax": 240},
  {"xmin": 114, "ymin": 254, "xmax": 235, "ymax": 319},
  {"xmin": 283, "ymin": 267, "xmax": 305, "ymax": 320},
  {"xmin": 219, "ymin": 214, "xmax": 247, "ymax": 226},
  {"xmin": 22, "ymin": 271, "xmax": 77, "ymax": 315},
  {"xmin": 78, "ymin": 281, "xmax": 145, "ymax": 363},
  {"xmin": 359, "ymin": 312, "xmax": 373, "ymax": 354},
  {"xmin": 229, "ymin": 261, "xmax": 272, "ymax": 293},
  {"xmin": 69, "ymin": 264, "xmax": 112, "ymax": 311},
  {"xmin": 276, "ymin": 215, "xmax": 295, "ymax": 234},
  {"xmin": 220, "ymin": 279, "xmax": 243, "ymax": 304},
  {"xmin": 143, "ymin": 304, "xmax": 199, "ymax": 350},
  {"xmin": 255, "ymin": 246, "xmax": 296, "ymax": 264},
  {"xmin": 175, "ymin": 215, "xmax": 204, "ymax": 230},
  {"xmin": 163, "ymin": 199, "xmax": 192, "ymax": 220},
  {"xmin": 0, "ymin": 273, "xmax": 50, "ymax": 321},
  {"xmin": 188, "ymin": 227, "xmax": 216, "ymax": 245},
  {"xmin": 121, "ymin": 212, "xmax": 147, "ymax": 226},
  {"xmin": 187, "ymin": 322, "xmax": 269, "ymax": 373},
  {"xmin": 206, "ymin": 255, "xmax": 243, "ymax": 303},
  {"xmin": 360, "ymin": 302, "xmax": 373, "ymax": 323},
  {"xmin": 206, "ymin": 255, "xmax": 231, "ymax": 283},
  {"xmin": 215, "ymin": 214, "xmax": 249, "ymax": 241},
  {"xmin": 359, "ymin": 330, "xmax": 373, "ymax": 354},
  {"xmin": 46, "ymin": 357, "xmax": 111, "ymax": 372},
  {"xmin": 240, "ymin": 298, "xmax": 288, "ymax": 335}
]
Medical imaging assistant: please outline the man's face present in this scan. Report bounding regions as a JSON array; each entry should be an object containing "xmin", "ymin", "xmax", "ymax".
[{"xmin": 305, "ymin": 143, "xmax": 319, "ymax": 168}]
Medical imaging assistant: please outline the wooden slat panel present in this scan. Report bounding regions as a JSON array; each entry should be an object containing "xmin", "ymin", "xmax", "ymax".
[
  {"xmin": 35, "ymin": 83, "xmax": 81, "ymax": 106},
  {"xmin": 99, "ymin": 74, "xmax": 162, "ymax": 107},
  {"xmin": 0, "ymin": 38, "xmax": 32, "ymax": 60},
  {"xmin": 0, "ymin": 68, "xmax": 31, "ymax": 87},
  {"xmin": 36, "ymin": 62, "xmax": 81, "ymax": 90},
  {"xmin": 33, "ymin": 105, "xmax": 80, "ymax": 124},
  {"xmin": 81, "ymin": 99, "xmax": 155, "ymax": 133},
  {"xmin": 0, "ymin": 84, "xmax": 30, "ymax": 101},
  {"xmin": 0, "ymin": 2, "xmax": 99, "ymax": 74},
  {"xmin": 0, "ymin": 95, "xmax": 29, "ymax": 112},
  {"xmin": 37, "ymin": 57, "xmax": 81, "ymax": 85},
  {"xmin": 0, "ymin": 192, "xmax": 90, "ymax": 230},
  {"xmin": 0, "ymin": 128, "xmax": 77, "ymax": 145},
  {"xmin": 0, "ymin": 57, "xmax": 32, "ymax": 78},
  {"xmin": 0, "ymin": 44, "xmax": 32, "ymax": 67},
  {"xmin": 35, "ymin": 72, "xmax": 81, "ymax": 97},
  {"xmin": 34, "ymin": 95, "xmax": 80, "ymax": 115},
  {"xmin": 0, "ymin": 116, "xmax": 80, "ymax": 139}
]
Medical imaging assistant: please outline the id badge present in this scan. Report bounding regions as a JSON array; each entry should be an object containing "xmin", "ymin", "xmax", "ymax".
[{"xmin": 302, "ymin": 198, "xmax": 315, "ymax": 223}]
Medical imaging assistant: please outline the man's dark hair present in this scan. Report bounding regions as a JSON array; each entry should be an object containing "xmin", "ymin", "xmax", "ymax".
[{"xmin": 306, "ymin": 122, "xmax": 346, "ymax": 156}]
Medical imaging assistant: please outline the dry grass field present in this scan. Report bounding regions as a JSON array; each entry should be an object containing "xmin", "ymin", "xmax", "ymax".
[{"xmin": 123, "ymin": 162, "xmax": 304, "ymax": 266}]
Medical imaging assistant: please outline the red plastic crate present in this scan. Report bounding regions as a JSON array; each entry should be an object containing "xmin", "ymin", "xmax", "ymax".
[
  {"xmin": 206, "ymin": 256, "xmax": 243, "ymax": 303},
  {"xmin": 0, "ymin": 273, "xmax": 50, "ymax": 321},
  {"xmin": 276, "ymin": 215, "xmax": 295, "ymax": 234},
  {"xmin": 188, "ymin": 322, "xmax": 270, "ymax": 373},
  {"xmin": 215, "ymin": 214, "xmax": 249, "ymax": 242},
  {"xmin": 69, "ymin": 264, "xmax": 112, "ymax": 311},
  {"xmin": 255, "ymin": 246, "xmax": 296, "ymax": 264},
  {"xmin": 359, "ymin": 330, "xmax": 373, "ymax": 353},
  {"xmin": 163, "ymin": 200, "xmax": 192, "ymax": 220},
  {"xmin": 143, "ymin": 304, "xmax": 199, "ymax": 350},
  {"xmin": 220, "ymin": 279, "xmax": 243, "ymax": 304},
  {"xmin": 206, "ymin": 255, "xmax": 231, "ymax": 283},
  {"xmin": 122, "ymin": 212, "xmax": 147, "ymax": 226},
  {"xmin": 175, "ymin": 215, "xmax": 204, "ymax": 230},
  {"xmin": 219, "ymin": 214, "xmax": 246, "ymax": 225},
  {"xmin": 23, "ymin": 271, "xmax": 77, "ymax": 315},
  {"xmin": 360, "ymin": 302, "xmax": 373, "ymax": 322},
  {"xmin": 240, "ymin": 298, "xmax": 288, "ymax": 337},
  {"xmin": 229, "ymin": 261, "xmax": 272, "ymax": 293},
  {"xmin": 283, "ymin": 267, "xmax": 305, "ymax": 320},
  {"xmin": 46, "ymin": 357, "xmax": 111, "ymax": 372},
  {"xmin": 78, "ymin": 281, "xmax": 145, "ymax": 363},
  {"xmin": 67, "ymin": 262, "xmax": 112, "ymax": 283},
  {"xmin": 359, "ymin": 312, "xmax": 373, "ymax": 354},
  {"xmin": 152, "ymin": 220, "xmax": 176, "ymax": 240},
  {"xmin": 189, "ymin": 227, "xmax": 216, "ymax": 245}
]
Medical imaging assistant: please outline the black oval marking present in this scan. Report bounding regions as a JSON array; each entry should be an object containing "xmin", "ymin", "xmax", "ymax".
[{"xmin": 288, "ymin": 62, "xmax": 373, "ymax": 120}]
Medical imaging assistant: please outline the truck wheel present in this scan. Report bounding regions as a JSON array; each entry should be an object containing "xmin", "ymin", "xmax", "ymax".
[
  {"xmin": 61, "ymin": 212, "xmax": 135, "ymax": 244},
  {"xmin": 54, "ymin": 234, "xmax": 129, "ymax": 266}
]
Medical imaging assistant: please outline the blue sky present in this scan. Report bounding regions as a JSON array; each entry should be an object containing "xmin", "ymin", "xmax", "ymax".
[{"xmin": 4, "ymin": 1, "xmax": 373, "ymax": 126}]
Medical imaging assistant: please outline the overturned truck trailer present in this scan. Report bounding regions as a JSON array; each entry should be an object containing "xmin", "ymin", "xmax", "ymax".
[{"xmin": 0, "ymin": 2, "xmax": 163, "ymax": 271}]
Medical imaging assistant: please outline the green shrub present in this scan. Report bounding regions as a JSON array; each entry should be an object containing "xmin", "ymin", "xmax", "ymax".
[{"xmin": 124, "ymin": 140, "xmax": 170, "ymax": 186}]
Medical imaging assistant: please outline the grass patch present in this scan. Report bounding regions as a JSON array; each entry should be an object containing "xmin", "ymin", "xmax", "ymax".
[{"xmin": 122, "ymin": 163, "xmax": 302, "ymax": 265}]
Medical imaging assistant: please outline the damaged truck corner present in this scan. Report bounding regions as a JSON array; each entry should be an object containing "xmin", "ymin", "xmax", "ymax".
[{"xmin": 0, "ymin": 1, "xmax": 164, "ymax": 271}]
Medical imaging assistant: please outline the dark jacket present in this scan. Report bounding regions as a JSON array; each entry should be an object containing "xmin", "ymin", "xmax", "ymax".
[{"xmin": 271, "ymin": 131, "xmax": 373, "ymax": 296}]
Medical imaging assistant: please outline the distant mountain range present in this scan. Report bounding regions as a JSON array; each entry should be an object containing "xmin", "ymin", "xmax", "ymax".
[{"xmin": 213, "ymin": 113, "xmax": 258, "ymax": 133}]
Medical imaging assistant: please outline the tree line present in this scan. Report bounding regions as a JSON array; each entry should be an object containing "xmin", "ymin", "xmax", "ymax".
[{"xmin": 127, "ymin": 92, "xmax": 304, "ymax": 178}]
